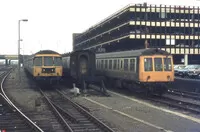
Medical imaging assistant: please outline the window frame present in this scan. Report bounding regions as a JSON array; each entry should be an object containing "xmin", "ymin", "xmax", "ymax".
[
  {"xmin": 33, "ymin": 57, "xmax": 42, "ymax": 66},
  {"xmin": 54, "ymin": 57, "xmax": 62, "ymax": 66},
  {"xmin": 130, "ymin": 58, "xmax": 136, "ymax": 72},
  {"xmin": 101, "ymin": 59, "xmax": 104, "ymax": 69},
  {"xmin": 144, "ymin": 58, "xmax": 153, "ymax": 71},
  {"xmin": 124, "ymin": 59, "xmax": 129, "ymax": 71},
  {"xmin": 109, "ymin": 59, "xmax": 112, "ymax": 70},
  {"xmin": 113, "ymin": 59, "xmax": 117, "ymax": 70},
  {"xmin": 164, "ymin": 57, "xmax": 172, "ymax": 71},
  {"xmin": 154, "ymin": 57, "xmax": 163, "ymax": 71},
  {"xmin": 105, "ymin": 59, "xmax": 108, "ymax": 69}
]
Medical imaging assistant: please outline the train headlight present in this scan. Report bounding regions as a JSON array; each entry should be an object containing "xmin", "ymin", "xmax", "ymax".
[
  {"xmin": 146, "ymin": 76, "xmax": 150, "ymax": 81},
  {"xmin": 167, "ymin": 76, "xmax": 171, "ymax": 81}
]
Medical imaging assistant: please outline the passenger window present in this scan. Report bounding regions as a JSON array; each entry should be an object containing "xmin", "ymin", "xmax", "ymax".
[
  {"xmin": 130, "ymin": 59, "xmax": 135, "ymax": 71},
  {"xmin": 99, "ymin": 60, "xmax": 101, "ymax": 69},
  {"xmin": 164, "ymin": 58, "xmax": 172, "ymax": 71},
  {"xmin": 124, "ymin": 59, "xmax": 128, "ymax": 71},
  {"xmin": 113, "ymin": 60, "xmax": 117, "ymax": 70},
  {"xmin": 154, "ymin": 58, "xmax": 163, "ymax": 71},
  {"xmin": 97, "ymin": 60, "xmax": 100, "ymax": 69},
  {"xmin": 109, "ymin": 60, "xmax": 112, "ymax": 69},
  {"xmin": 117, "ymin": 60, "xmax": 119, "ymax": 70},
  {"xmin": 121, "ymin": 60, "xmax": 123, "ymax": 69},
  {"xmin": 105, "ymin": 60, "xmax": 108, "ymax": 69},
  {"xmin": 144, "ymin": 58, "xmax": 153, "ymax": 71},
  {"xmin": 101, "ymin": 60, "xmax": 104, "ymax": 69}
]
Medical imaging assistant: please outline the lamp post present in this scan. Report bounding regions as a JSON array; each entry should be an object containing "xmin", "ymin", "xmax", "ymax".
[{"xmin": 18, "ymin": 19, "xmax": 28, "ymax": 82}]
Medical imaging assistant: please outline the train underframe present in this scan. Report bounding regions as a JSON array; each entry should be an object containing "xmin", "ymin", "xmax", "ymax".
[
  {"xmin": 105, "ymin": 77, "xmax": 171, "ymax": 96},
  {"xmin": 70, "ymin": 76, "xmax": 108, "ymax": 95},
  {"xmin": 34, "ymin": 76, "xmax": 62, "ymax": 85}
]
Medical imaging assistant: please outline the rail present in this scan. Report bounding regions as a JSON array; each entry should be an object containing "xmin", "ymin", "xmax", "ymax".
[
  {"xmin": 39, "ymin": 88, "xmax": 73, "ymax": 132},
  {"xmin": 168, "ymin": 89, "xmax": 200, "ymax": 100},
  {"xmin": 147, "ymin": 94, "xmax": 200, "ymax": 114},
  {"xmin": 56, "ymin": 89, "xmax": 115, "ymax": 132},
  {"xmin": 0, "ymin": 69, "xmax": 43, "ymax": 132}
]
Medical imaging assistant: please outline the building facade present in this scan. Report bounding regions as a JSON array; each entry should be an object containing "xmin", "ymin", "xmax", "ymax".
[{"xmin": 73, "ymin": 3, "xmax": 200, "ymax": 65}]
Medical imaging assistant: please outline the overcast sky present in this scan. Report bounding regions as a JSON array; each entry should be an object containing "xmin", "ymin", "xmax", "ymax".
[{"xmin": 0, "ymin": 0, "xmax": 199, "ymax": 55}]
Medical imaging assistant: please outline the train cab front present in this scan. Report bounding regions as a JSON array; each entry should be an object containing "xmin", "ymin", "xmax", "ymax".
[
  {"xmin": 139, "ymin": 55, "xmax": 174, "ymax": 90},
  {"xmin": 33, "ymin": 56, "xmax": 63, "ymax": 82}
]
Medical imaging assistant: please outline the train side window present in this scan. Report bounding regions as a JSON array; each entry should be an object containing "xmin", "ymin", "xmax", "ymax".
[
  {"xmin": 97, "ymin": 60, "xmax": 99, "ymax": 69},
  {"xmin": 101, "ymin": 60, "xmax": 104, "ymax": 69},
  {"xmin": 144, "ymin": 58, "xmax": 153, "ymax": 71},
  {"xmin": 130, "ymin": 59, "xmax": 136, "ymax": 71},
  {"xmin": 164, "ymin": 58, "xmax": 172, "ymax": 71},
  {"xmin": 99, "ymin": 60, "xmax": 101, "ymax": 69},
  {"xmin": 124, "ymin": 59, "xmax": 128, "ymax": 71},
  {"xmin": 105, "ymin": 60, "xmax": 108, "ymax": 69},
  {"xmin": 113, "ymin": 60, "xmax": 117, "ymax": 70},
  {"xmin": 121, "ymin": 60, "xmax": 123, "ymax": 69},
  {"xmin": 154, "ymin": 58, "xmax": 163, "ymax": 71},
  {"xmin": 117, "ymin": 60, "xmax": 119, "ymax": 70},
  {"xmin": 109, "ymin": 60, "xmax": 112, "ymax": 69},
  {"xmin": 100, "ymin": 60, "xmax": 101, "ymax": 69}
]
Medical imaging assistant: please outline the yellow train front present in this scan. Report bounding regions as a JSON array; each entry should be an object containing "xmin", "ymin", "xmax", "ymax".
[
  {"xmin": 24, "ymin": 50, "xmax": 63, "ymax": 84},
  {"xmin": 96, "ymin": 48, "xmax": 174, "ymax": 95}
]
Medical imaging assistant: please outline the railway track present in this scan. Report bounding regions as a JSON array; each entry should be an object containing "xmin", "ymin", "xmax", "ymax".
[
  {"xmin": 167, "ymin": 89, "xmax": 200, "ymax": 100},
  {"xmin": 39, "ymin": 88, "xmax": 115, "ymax": 132},
  {"xmin": 0, "ymin": 69, "xmax": 43, "ymax": 132},
  {"xmin": 98, "ymin": 85, "xmax": 200, "ymax": 115},
  {"xmin": 147, "ymin": 94, "xmax": 200, "ymax": 115},
  {"xmin": 0, "ymin": 93, "xmax": 32, "ymax": 131}
]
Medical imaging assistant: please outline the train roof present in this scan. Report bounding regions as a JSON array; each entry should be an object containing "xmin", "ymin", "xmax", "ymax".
[
  {"xmin": 96, "ymin": 48, "xmax": 171, "ymax": 58},
  {"xmin": 62, "ymin": 50, "xmax": 95, "ymax": 57},
  {"xmin": 35, "ymin": 50, "xmax": 60, "ymax": 55}
]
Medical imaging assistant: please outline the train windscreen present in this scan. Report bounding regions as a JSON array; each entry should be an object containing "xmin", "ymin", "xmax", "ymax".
[
  {"xmin": 44, "ymin": 56, "xmax": 53, "ymax": 66},
  {"xmin": 54, "ymin": 57, "xmax": 62, "ymax": 66},
  {"xmin": 154, "ymin": 58, "xmax": 163, "ymax": 71},
  {"xmin": 144, "ymin": 58, "xmax": 153, "ymax": 71},
  {"xmin": 164, "ymin": 58, "xmax": 172, "ymax": 71},
  {"xmin": 34, "ymin": 57, "xmax": 42, "ymax": 66}
]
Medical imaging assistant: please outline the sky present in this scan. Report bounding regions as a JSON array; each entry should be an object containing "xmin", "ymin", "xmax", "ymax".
[{"xmin": 0, "ymin": 0, "xmax": 199, "ymax": 55}]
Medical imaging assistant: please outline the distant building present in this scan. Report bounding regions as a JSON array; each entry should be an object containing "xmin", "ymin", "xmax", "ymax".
[{"xmin": 73, "ymin": 3, "xmax": 200, "ymax": 65}]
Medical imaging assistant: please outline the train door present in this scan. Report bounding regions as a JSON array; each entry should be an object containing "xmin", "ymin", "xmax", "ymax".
[{"xmin": 79, "ymin": 55, "xmax": 88, "ymax": 76}]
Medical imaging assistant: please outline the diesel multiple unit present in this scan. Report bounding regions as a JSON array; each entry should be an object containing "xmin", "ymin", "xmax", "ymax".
[
  {"xmin": 24, "ymin": 50, "xmax": 63, "ymax": 83},
  {"xmin": 96, "ymin": 48, "xmax": 174, "ymax": 95}
]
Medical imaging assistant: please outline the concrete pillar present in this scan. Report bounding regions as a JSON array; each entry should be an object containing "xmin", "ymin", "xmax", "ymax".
[
  {"xmin": 184, "ymin": 54, "xmax": 188, "ymax": 66},
  {"xmin": 9, "ymin": 60, "xmax": 11, "ymax": 65}
]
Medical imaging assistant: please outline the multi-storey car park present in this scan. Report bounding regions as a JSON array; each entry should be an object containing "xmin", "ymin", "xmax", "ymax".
[{"xmin": 73, "ymin": 3, "xmax": 200, "ymax": 65}]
